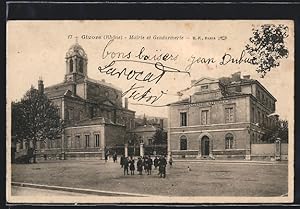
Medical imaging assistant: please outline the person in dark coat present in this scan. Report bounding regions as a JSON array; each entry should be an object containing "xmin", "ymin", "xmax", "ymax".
[
  {"xmin": 148, "ymin": 156, "xmax": 153, "ymax": 175},
  {"xmin": 120, "ymin": 155, "xmax": 124, "ymax": 168},
  {"xmin": 104, "ymin": 152, "xmax": 108, "ymax": 163},
  {"xmin": 129, "ymin": 157, "xmax": 135, "ymax": 175},
  {"xmin": 144, "ymin": 156, "xmax": 150, "ymax": 175},
  {"xmin": 113, "ymin": 152, "xmax": 117, "ymax": 163},
  {"xmin": 137, "ymin": 157, "xmax": 143, "ymax": 175},
  {"xmin": 154, "ymin": 156, "xmax": 159, "ymax": 170},
  {"xmin": 123, "ymin": 157, "xmax": 129, "ymax": 175},
  {"xmin": 158, "ymin": 156, "xmax": 167, "ymax": 178},
  {"xmin": 169, "ymin": 156, "xmax": 173, "ymax": 168}
]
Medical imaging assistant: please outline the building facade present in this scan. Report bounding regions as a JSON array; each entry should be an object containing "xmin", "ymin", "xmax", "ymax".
[
  {"xmin": 168, "ymin": 72, "xmax": 277, "ymax": 160},
  {"xmin": 32, "ymin": 42, "xmax": 135, "ymax": 159}
]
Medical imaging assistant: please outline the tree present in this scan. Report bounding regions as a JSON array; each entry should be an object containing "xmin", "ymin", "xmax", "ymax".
[
  {"xmin": 153, "ymin": 128, "xmax": 167, "ymax": 145},
  {"xmin": 245, "ymin": 24, "xmax": 289, "ymax": 78},
  {"xmin": 261, "ymin": 119, "xmax": 288, "ymax": 143},
  {"xmin": 11, "ymin": 86, "xmax": 63, "ymax": 163}
]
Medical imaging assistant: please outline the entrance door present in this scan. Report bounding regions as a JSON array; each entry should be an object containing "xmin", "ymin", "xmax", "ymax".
[{"xmin": 201, "ymin": 136, "xmax": 210, "ymax": 156}]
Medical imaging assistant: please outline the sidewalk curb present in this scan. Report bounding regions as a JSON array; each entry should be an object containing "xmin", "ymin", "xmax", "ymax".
[
  {"xmin": 12, "ymin": 182, "xmax": 156, "ymax": 197},
  {"xmin": 173, "ymin": 159, "xmax": 287, "ymax": 165}
]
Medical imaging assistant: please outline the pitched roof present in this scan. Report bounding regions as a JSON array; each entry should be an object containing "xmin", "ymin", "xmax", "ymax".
[
  {"xmin": 85, "ymin": 78, "xmax": 122, "ymax": 92},
  {"xmin": 132, "ymin": 125, "xmax": 158, "ymax": 133},
  {"xmin": 168, "ymin": 98, "xmax": 189, "ymax": 105},
  {"xmin": 70, "ymin": 117, "xmax": 125, "ymax": 127}
]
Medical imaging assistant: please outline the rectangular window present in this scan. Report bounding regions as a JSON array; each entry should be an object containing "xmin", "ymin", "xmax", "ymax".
[
  {"xmin": 65, "ymin": 136, "xmax": 71, "ymax": 148},
  {"xmin": 201, "ymin": 85, "xmax": 209, "ymax": 91},
  {"xmin": 95, "ymin": 134, "xmax": 100, "ymax": 147},
  {"xmin": 258, "ymin": 111, "xmax": 261, "ymax": 124},
  {"xmin": 50, "ymin": 139, "xmax": 55, "ymax": 148},
  {"xmin": 57, "ymin": 107, "xmax": 60, "ymax": 117},
  {"xmin": 85, "ymin": 135, "xmax": 90, "ymax": 147},
  {"xmin": 201, "ymin": 110, "xmax": 209, "ymax": 125},
  {"xmin": 235, "ymin": 85, "xmax": 241, "ymax": 92},
  {"xmin": 68, "ymin": 108, "xmax": 73, "ymax": 120},
  {"xmin": 252, "ymin": 107, "xmax": 255, "ymax": 123},
  {"xmin": 56, "ymin": 138, "xmax": 61, "ymax": 148},
  {"xmin": 180, "ymin": 112, "xmax": 187, "ymax": 126},
  {"xmin": 225, "ymin": 107, "xmax": 234, "ymax": 123},
  {"xmin": 257, "ymin": 91, "xmax": 261, "ymax": 100},
  {"xmin": 75, "ymin": 135, "xmax": 80, "ymax": 148}
]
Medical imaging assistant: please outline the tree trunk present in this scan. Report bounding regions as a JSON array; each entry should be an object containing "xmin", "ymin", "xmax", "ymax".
[{"xmin": 33, "ymin": 139, "xmax": 37, "ymax": 163}]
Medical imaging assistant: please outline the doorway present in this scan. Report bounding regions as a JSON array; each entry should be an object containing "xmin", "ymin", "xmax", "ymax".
[{"xmin": 201, "ymin": 136, "xmax": 210, "ymax": 156}]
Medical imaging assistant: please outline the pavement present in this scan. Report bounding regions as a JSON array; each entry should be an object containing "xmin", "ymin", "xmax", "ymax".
[
  {"xmin": 173, "ymin": 159, "xmax": 287, "ymax": 165},
  {"xmin": 11, "ymin": 182, "xmax": 157, "ymax": 197},
  {"xmin": 11, "ymin": 159, "xmax": 289, "ymax": 197},
  {"xmin": 12, "ymin": 186, "xmax": 99, "ymax": 197}
]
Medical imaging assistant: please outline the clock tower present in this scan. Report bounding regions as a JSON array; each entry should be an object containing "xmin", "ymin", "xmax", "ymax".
[{"xmin": 65, "ymin": 40, "xmax": 88, "ymax": 83}]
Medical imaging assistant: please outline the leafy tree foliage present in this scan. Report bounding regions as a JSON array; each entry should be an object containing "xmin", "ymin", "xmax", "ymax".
[
  {"xmin": 245, "ymin": 24, "xmax": 289, "ymax": 78},
  {"xmin": 261, "ymin": 119, "xmax": 288, "ymax": 143},
  {"xmin": 12, "ymin": 86, "xmax": 63, "ymax": 162},
  {"xmin": 153, "ymin": 128, "xmax": 167, "ymax": 145}
]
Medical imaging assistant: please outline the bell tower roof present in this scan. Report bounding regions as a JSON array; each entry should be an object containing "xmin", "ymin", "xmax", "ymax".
[
  {"xmin": 65, "ymin": 40, "xmax": 88, "ymax": 83},
  {"xmin": 65, "ymin": 42, "xmax": 87, "ymax": 60}
]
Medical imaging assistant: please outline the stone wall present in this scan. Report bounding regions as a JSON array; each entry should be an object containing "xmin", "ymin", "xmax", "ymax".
[{"xmin": 251, "ymin": 143, "xmax": 288, "ymax": 160}]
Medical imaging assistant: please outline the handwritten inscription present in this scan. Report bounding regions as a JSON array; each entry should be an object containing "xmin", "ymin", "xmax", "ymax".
[
  {"xmin": 97, "ymin": 38, "xmax": 258, "ymax": 105},
  {"xmin": 98, "ymin": 39, "xmax": 187, "ymax": 104}
]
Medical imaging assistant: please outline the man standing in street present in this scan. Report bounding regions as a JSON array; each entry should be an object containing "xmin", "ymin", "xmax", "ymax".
[
  {"xmin": 137, "ymin": 157, "xmax": 143, "ymax": 175},
  {"xmin": 120, "ymin": 155, "xmax": 124, "ymax": 168},
  {"xmin": 158, "ymin": 156, "xmax": 167, "ymax": 178},
  {"xmin": 123, "ymin": 157, "xmax": 129, "ymax": 175}
]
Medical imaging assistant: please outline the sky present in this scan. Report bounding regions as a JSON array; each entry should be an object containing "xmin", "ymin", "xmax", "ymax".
[{"xmin": 7, "ymin": 20, "xmax": 294, "ymax": 121}]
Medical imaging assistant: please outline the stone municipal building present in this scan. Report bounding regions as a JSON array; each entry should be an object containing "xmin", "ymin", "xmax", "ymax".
[
  {"xmin": 168, "ymin": 72, "xmax": 277, "ymax": 160},
  {"xmin": 33, "ymin": 42, "xmax": 135, "ymax": 159}
]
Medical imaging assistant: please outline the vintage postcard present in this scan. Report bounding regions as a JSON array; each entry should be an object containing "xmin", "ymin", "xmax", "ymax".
[{"xmin": 6, "ymin": 20, "xmax": 294, "ymax": 204}]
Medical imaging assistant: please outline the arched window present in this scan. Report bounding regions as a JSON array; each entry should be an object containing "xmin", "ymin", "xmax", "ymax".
[
  {"xmin": 180, "ymin": 135, "xmax": 187, "ymax": 150},
  {"xmin": 225, "ymin": 133, "xmax": 234, "ymax": 149},
  {"xmin": 79, "ymin": 59, "xmax": 84, "ymax": 73},
  {"xmin": 69, "ymin": 59, "xmax": 73, "ymax": 73}
]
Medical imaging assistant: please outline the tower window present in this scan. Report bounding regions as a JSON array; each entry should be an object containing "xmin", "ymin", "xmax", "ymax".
[
  {"xmin": 70, "ymin": 59, "xmax": 73, "ymax": 73},
  {"xmin": 201, "ymin": 110, "xmax": 209, "ymax": 125},
  {"xmin": 79, "ymin": 59, "xmax": 84, "ymax": 73}
]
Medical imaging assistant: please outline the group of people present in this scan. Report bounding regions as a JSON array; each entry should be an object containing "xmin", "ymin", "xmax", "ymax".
[
  {"xmin": 105, "ymin": 151, "xmax": 118, "ymax": 163},
  {"xmin": 120, "ymin": 155, "xmax": 171, "ymax": 178}
]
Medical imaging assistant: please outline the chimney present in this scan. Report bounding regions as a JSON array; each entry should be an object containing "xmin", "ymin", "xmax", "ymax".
[
  {"xmin": 231, "ymin": 72, "xmax": 241, "ymax": 82},
  {"xmin": 243, "ymin": 75, "xmax": 251, "ymax": 79},
  {"xmin": 38, "ymin": 78, "xmax": 44, "ymax": 94},
  {"xmin": 72, "ymin": 83, "xmax": 76, "ymax": 95},
  {"xmin": 124, "ymin": 98, "xmax": 128, "ymax": 109},
  {"xmin": 160, "ymin": 119, "xmax": 164, "ymax": 129}
]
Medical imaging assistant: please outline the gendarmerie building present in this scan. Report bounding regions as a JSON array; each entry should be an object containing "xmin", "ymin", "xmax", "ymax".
[
  {"xmin": 34, "ymin": 41, "xmax": 135, "ymax": 159},
  {"xmin": 168, "ymin": 72, "xmax": 277, "ymax": 160}
]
